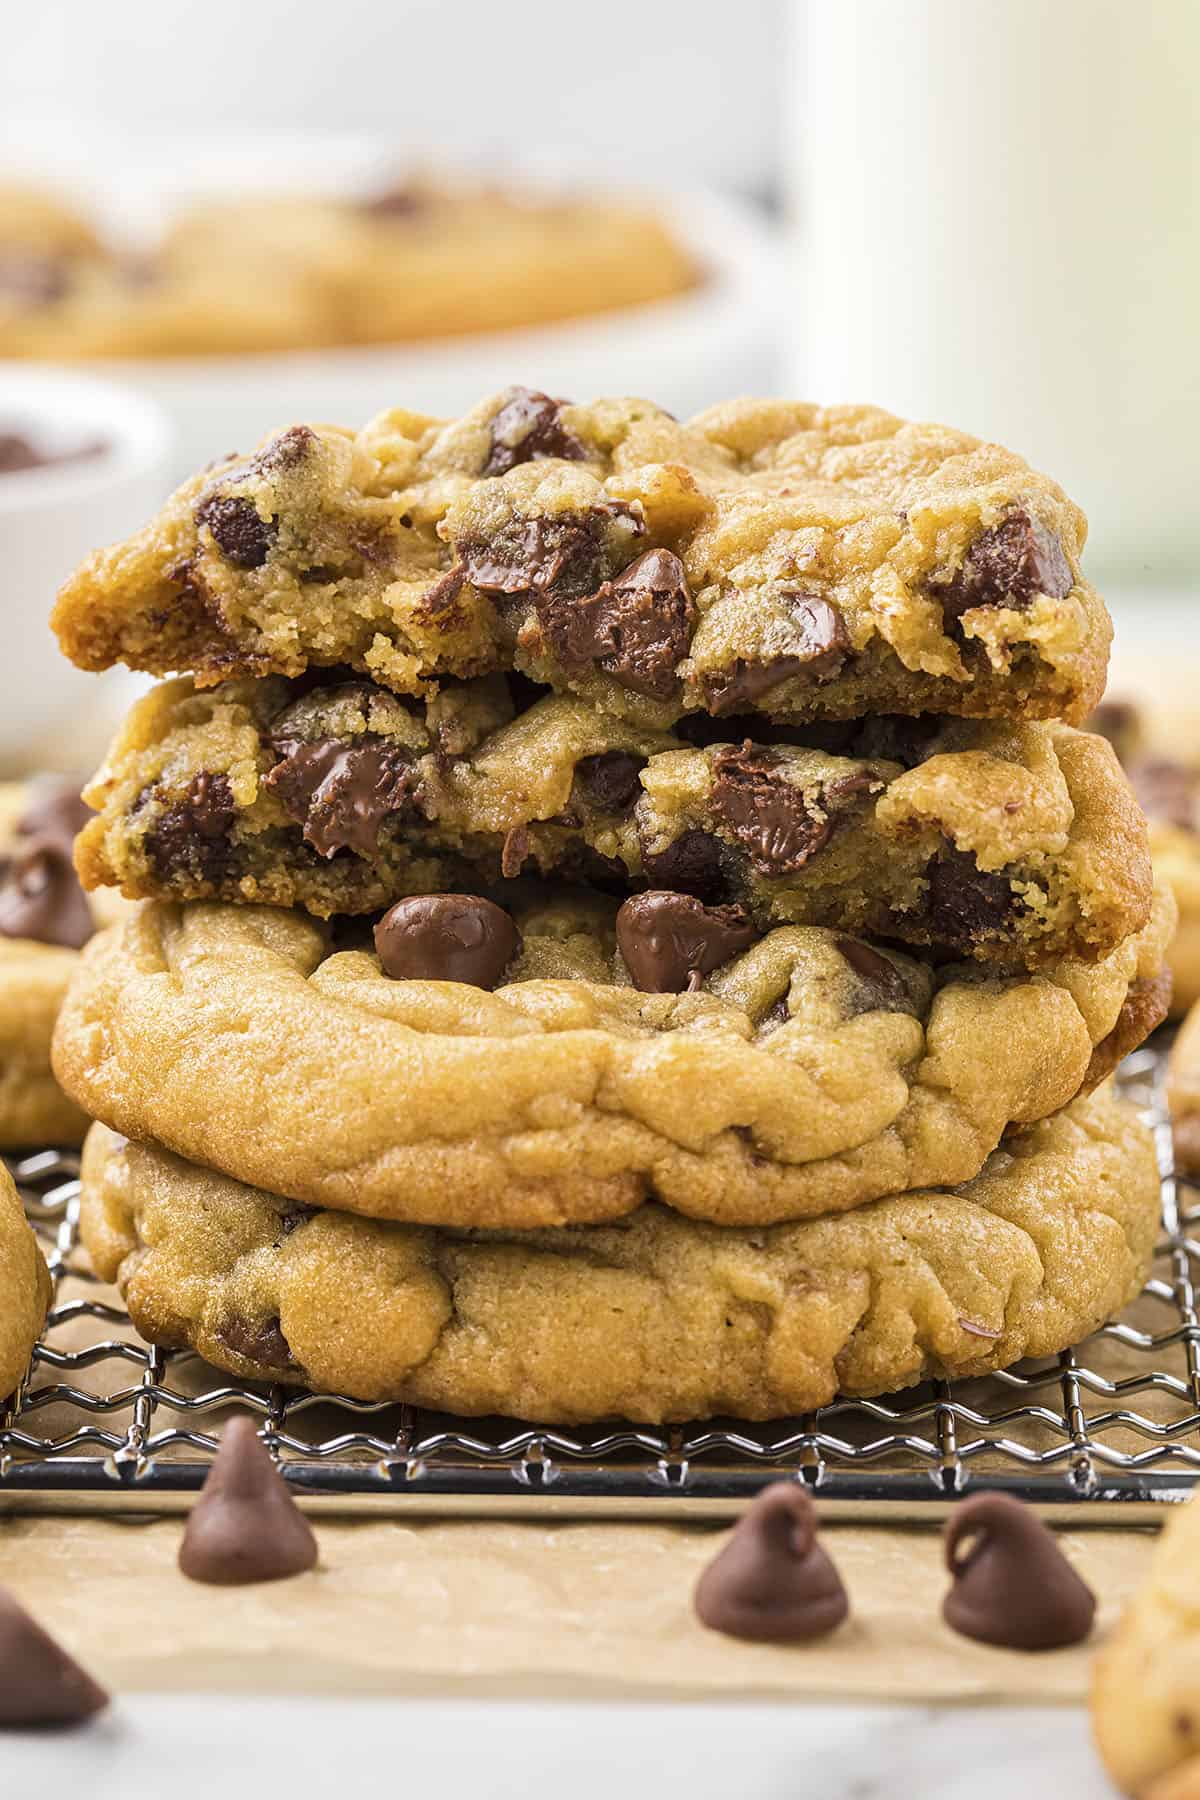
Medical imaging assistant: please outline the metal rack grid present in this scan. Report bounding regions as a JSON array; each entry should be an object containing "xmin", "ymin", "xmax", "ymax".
[{"xmin": 3, "ymin": 1038, "xmax": 1198, "ymax": 1521}]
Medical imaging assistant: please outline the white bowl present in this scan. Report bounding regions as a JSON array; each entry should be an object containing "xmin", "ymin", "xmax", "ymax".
[
  {"xmin": 66, "ymin": 187, "xmax": 782, "ymax": 479},
  {"xmin": 0, "ymin": 367, "xmax": 172, "ymax": 775}
]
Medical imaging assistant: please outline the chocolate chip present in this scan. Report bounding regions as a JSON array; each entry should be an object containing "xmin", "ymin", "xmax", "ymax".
[
  {"xmin": 925, "ymin": 846, "xmax": 1016, "ymax": 947},
  {"xmin": 942, "ymin": 1494, "xmax": 1095, "ymax": 1650},
  {"xmin": 246, "ymin": 424, "xmax": 317, "ymax": 476},
  {"xmin": 709, "ymin": 744, "xmax": 876, "ymax": 878},
  {"xmin": 936, "ymin": 509, "xmax": 1073, "ymax": 624},
  {"xmin": 265, "ymin": 737, "xmax": 416, "ymax": 860},
  {"xmin": 375, "ymin": 894, "xmax": 521, "ymax": 987},
  {"xmin": 616, "ymin": 891, "xmax": 756, "ymax": 993},
  {"xmin": 0, "ymin": 840, "xmax": 94, "ymax": 950},
  {"xmin": 500, "ymin": 825, "xmax": 530, "ymax": 879},
  {"xmin": 216, "ymin": 1314, "xmax": 295, "ymax": 1372},
  {"xmin": 1129, "ymin": 757, "xmax": 1199, "ymax": 833},
  {"xmin": 15, "ymin": 777, "xmax": 91, "ymax": 856},
  {"xmin": 179, "ymin": 1417, "xmax": 318, "ymax": 1587},
  {"xmin": 694, "ymin": 1484, "xmax": 849, "ymax": 1643},
  {"xmin": 640, "ymin": 828, "xmax": 730, "ymax": 905},
  {"xmin": 463, "ymin": 509, "xmax": 637, "ymax": 603},
  {"xmin": 195, "ymin": 494, "xmax": 277, "ymax": 570},
  {"xmin": 572, "ymin": 750, "xmax": 645, "ymax": 814},
  {"xmin": 144, "ymin": 771, "xmax": 237, "ymax": 886},
  {"xmin": 834, "ymin": 936, "xmax": 909, "ymax": 1010},
  {"xmin": 0, "ymin": 1587, "xmax": 109, "ymax": 1725},
  {"xmin": 704, "ymin": 594, "xmax": 850, "ymax": 716},
  {"xmin": 0, "ymin": 252, "xmax": 71, "ymax": 308},
  {"xmin": 535, "ymin": 547, "xmax": 694, "ymax": 700},
  {"xmin": 482, "ymin": 386, "xmax": 587, "ymax": 477},
  {"xmin": 421, "ymin": 564, "xmax": 469, "ymax": 615}
]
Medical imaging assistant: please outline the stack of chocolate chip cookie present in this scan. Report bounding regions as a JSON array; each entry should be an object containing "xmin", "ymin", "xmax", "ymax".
[{"xmin": 47, "ymin": 389, "xmax": 1169, "ymax": 1424}]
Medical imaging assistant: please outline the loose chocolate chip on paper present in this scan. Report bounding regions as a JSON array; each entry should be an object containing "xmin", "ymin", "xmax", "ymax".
[
  {"xmin": 375, "ymin": 894, "xmax": 522, "ymax": 988},
  {"xmin": 616, "ymin": 890, "xmax": 756, "ymax": 993},
  {"xmin": 942, "ymin": 1494, "xmax": 1094, "ymax": 1650},
  {"xmin": 936, "ymin": 509, "xmax": 1073, "ymax": 624},
  {"xmin": 194, "ymin": 492, "xmax": 277, "ymax": 569},
  {"xmin": 266, "ymin": 737, "xmax": 417, "ymax": 860},
  {"xmin": 179, "ymin": 1417, "xmax": 318, "ymax": 1587},
  {"xmin": 482, "ymin": 386, "xmax": 588, "ymax": 477},
  {"xmin": 0, "ymin": 1586, "xmax": 109, "ymax": 1726},
  {"xmin": 694, "ymin": 1483, "xmax": 849, "ymax": 1643}
]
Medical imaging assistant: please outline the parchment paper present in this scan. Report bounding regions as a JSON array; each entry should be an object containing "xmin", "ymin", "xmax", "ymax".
[{"xmin": 0, "ymin": 1514, "xmax": 1156, "ymax": 1702}]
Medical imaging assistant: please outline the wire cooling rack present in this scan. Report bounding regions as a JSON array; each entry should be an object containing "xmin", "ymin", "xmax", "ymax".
[{"xmin": 2, "ymin": 1039, "xmax": 1198, "ymax": 1522}]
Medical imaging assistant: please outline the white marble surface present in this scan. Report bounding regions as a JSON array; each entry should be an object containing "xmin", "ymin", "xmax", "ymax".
[{"xmin": 0, "ymin": 1697, "xmax": 1119, "ymax": 1797}]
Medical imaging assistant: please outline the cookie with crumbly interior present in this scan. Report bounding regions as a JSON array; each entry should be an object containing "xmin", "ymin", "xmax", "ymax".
[
  {"xmin": 53, "ymin": 882, "xmax": 1172, "ymax": 1231},
  {"xmin": 80, "ymin": 1086, "xmax": 1158, "ymax": 1423},
  {"xmin": 77, "ymin": 671, "xmax": 1150, "ymax": 969},
  {"xmin": 0, "ymin": 1170, "xmax": 50, "ymax": 1400},
  {"xmin": 53, "ymin": 392, "xmax": 1110, "ymax": 727}
]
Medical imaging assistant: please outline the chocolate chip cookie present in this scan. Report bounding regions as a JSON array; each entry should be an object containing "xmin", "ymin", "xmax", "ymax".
[
  {"xmin": 0, "ymin": 1170, "xmax": 50, "ymax": 1400},
  {"xmin": 76, "ymin": 670, "xmax": 1151, "ymax": 968},
  {"xmin": 52, "ymin": 882, "xmax": 1172, "ymax": 1230},
  {"xmin": 0, "ymin": 776, "xmax": 126, "ymax": 1146},
  {"xmin": 53, "ymin": 392, "xmax": 1110, "ymax": 728},
  {"xmin": 79, "ymin": 1085, "xmax": 1158, "ymax": 1422}
]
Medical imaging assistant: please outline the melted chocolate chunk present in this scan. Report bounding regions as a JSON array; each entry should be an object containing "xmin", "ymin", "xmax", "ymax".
[
  {"xmin": 535, "ymin": 548, "xmax": 694, "ymax": 700},
  {"xmin": 0, "ymin": 841, "xmax": 94, "ymax": 950},
  {"xmin": 375, "ymin": 894, "xmax": 521, "ymax": 987},
  {"xmin": 640, "ymin": 828, "xmax": 730, "ymax": 904},
  {"xmin": 572, "ymin": 750, "xmax": 646, "ymax": 814},
  {"xmin": 616, "ymin": 891, "xmax": 756, "ymax": 993},
  {"xmin": 266, "ymin": 737, "xmax": 416, "ymax": 860},
  {"xmin": 144, "ymin": 771, "xmax": 237, "ymax": 886},
  {"xmin": 936, "ymin": 510, "xmax": 1073, "ymax": 624},
  {"xmin": 217, "ymin": 1313, "xmax": 295, "ymax": 1372},
  {"xmin": 694, "ymin": 1484, "xmax": 849, "ymax": 1643},
  {"xmin": 709, "ymin": 744, "xmax": 876, "ymax": 878},
  {"xmin": 926, "ymin": 846, "xmax": 1017, "ymax": 947},
  {"xmin": 705, "ymin": 594, "xmax": 850, "ymax": 717},
  {"xmin": 179, "ymin": 1417, "xmax": 318, "ymax": 1587},
  {"xmin": 0, "ymin": 252, "xmax": 71, "ymax": 309},
  {"xmin": 835, "ymin": 937, "xmax": 910, "ymax": 1011},
  {"xmin": 482, "ymin": 386, "xmax": 587, "ymax": 477},
  {"xmin": 942, "ymin": 1494, "xmax": 1095, "ymax": 1650},
  {"xmin": 1129, "ymin": 757, "xmax": 1199, "ymax": 834},
  {"xmin": 0, "ymin": 1587, "xmax": 109, "ymax": 1726},
  {"xmin": 463, "ymin": 508, "xmax": 638, "ymax": 602},
  {"xmin": 194, "ymin": 493, "xmax": 277, "ymax": 570}
]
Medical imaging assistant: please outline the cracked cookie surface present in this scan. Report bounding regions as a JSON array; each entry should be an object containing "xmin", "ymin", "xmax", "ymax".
[
  {"xmin": 53, "ymin": 884, "xmax": 1173, "ymax": 1229},
  {"xmin": 77, "ymin": 672, "xmax": 1151, "ymax": 968},
  {"xmin": 0, "ymin": 1169, "xmax": 50, "ymax": 1400},
  {"xmin": 53, "ymin": 392, "xmax": 1110, "ymax": 727},
  {"xmin": 80, "ymin": 1087, "xmax": 1158, "ymax": 1423}
]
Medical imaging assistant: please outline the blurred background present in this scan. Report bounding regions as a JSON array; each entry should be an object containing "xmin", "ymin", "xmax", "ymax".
[{"xmin": 1, "ymin": 0, "xmax": 1197, "ymax": 765}]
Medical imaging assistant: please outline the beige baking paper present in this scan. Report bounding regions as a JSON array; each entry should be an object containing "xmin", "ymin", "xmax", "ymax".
[{"xmin": 0, "ymin": 1514, "xmax": 1156, "ymax": 1702}]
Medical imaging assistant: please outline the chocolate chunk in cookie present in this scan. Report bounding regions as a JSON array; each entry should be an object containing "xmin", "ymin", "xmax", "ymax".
[
  {"xmin": 926, "ymin": 845, "xmax": 1017, "ymax": 947},
  {"xmin": 144, "ymin": 771, "xmax": 237, "ymax": 885},
  {"xmin": 936, "ymin": 509, "xmax": 1073, "ymax": 624},
  {"xmin": 246, "ymin": 424, "xmax": 317, "ymax": 476},
  {"xmin": 0, "ymin": 840, "xmax": 93, "ymax": 950},
  {"xmin": 572, "ymin": 750, "xmax": 646, "ymax": 814},
  {"xmin": 705, "ymin": 595, "xmax": 850, "ymax": 717},
  {"xmin": 616, "ymin": 890, "xmax": 756, "ymax": 992},
  {"xmin": 710, "ymin": 745, "xmax": 876, "ymax": 878},
  {"xmin": 835, "ymin": 937, "xmax": 910, "ymax": 1011},
  {"xmin": 194, "ymin": 493, "xmax": 277, "ymax": 570},
  {"xmin": 217, "ymin": 1312, "xmax": 295, "ymax": 1372},
  {"xmin": 265, "ymin": 738, "xmax": 417, "ymax": 859},
  {"xmin": 523, "ymin": 545, "xmax": 692, "ymax": 700},
  {"xmin": 375, "ymin": 894, "xmax": 521, "ymax": 987},
  {"xmin": 482, "ymin": 387, "xmax": 587, "ymax": 477},
  {"xmin": 640, "ymin": 827, "xmax": 730, "ymax": 904}
]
